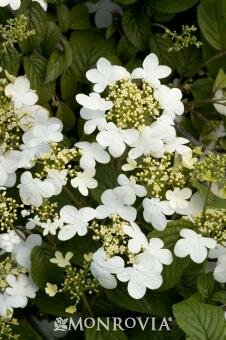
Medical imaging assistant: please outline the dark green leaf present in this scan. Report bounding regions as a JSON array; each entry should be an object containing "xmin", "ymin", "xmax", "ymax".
[
  {"xmin": 150, "ymin": 0, "xmax": 198, "ymax": 13},
  {"xmin": 56, "ymin": 101, "xmax": 76, "ymax": 131},
  {"xmin": 69, "ymin": 4, "xmax": 90, "ymax": 30},
  {"xmin": 197, "ymin": 273, "xmax": 214, "ymax": 298},
  {"xmin": 41, "ymin": 21, "xmax": 61, "ymax": 57},
  {"xmin": 57, "ymin": 4, "xmax": 70, "ymax": 32},
  {"xmin": 0, "ymin": 47, "xmax": 19, "ymax": 75},
  {"xmin": 86, "ymin": 319, "xmax": 127, "ymax": 340},
  {"xmin": 33, "ymin": 291, "xmax": 72, "ymax": 317}
]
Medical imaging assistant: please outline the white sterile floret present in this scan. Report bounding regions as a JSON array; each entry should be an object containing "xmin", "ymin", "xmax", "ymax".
[
  {"xmin": 213, "ymin": 89, "xmax": 226, "ymax": 116},
  {"xmin": 166, "ymin": 187, "xmax": 192, "ymax": 211},
  {"xmin": 71, "ymin": 168, "xmax": 98, "ymax": 196},
  {"xmin": 209, "ymin": 245, "xmax": 226, "ymax": 283},
  {"xmin": 0, "ymin": 154, "xmax": 18, "ymax": 188},
  {"xmin": 76, "ymin": 92, "xmax": 113, "ymax": 111},
  {"xmin": 0, "ymin": 292, "xmax": 21, "ymax": 317},
  {"xmin": 176, "ymin": 192, "xmax": 204, "ymax": 217},
  {"xmin": 211, "ymin": 183, "xmax": 226, "ymax": 200},
  {"xmin": 117, "ymin": 256, "xmax": 163, "ymax": 299},
  {"xmin": 137, "ymin": 238, "xmax": 173, "ymax": 272},
  {"xmin": 97, "ymin": 122, "xmax": 138, "ymax": 157},
  {"xmin": 181, "ymin": 150, "xmax": 197, "ymax": 169},
  {"xmin": 15, "ymin": 105, "xmax": 49, "ymax": 131},
  {"xmin": 122, "ymin": 222, "xmax": 148, "ymax": 254},
  {"xmin": 96, "ymin": 188, "xmax": 137, "ymax": 222},
  {"xmin": 154, "ymin": 85, "xmax": 184, "ymax": 119},
  {"xmin": 5, "ymin": 76, "xmax": 38, "ymax": 108},
  {"xmin": 117, "ymin": 174, "xmax": 147, "ymax": 205},
  {"xmin": 6, "ymin": 274, "xmax": 38, "ymax": 308},
  {"xmin": 58, "ymin": 205, "xmax": 96, "ymax": 241},
  {"xmin": 86, "ymin": 0, "xmax": 123, "ymax": 28},
  {"xmin": 47, "ymin": 169, "xmax": 68, "ymax": 195},
  {"xmin": 80, "ymin": 107, "xmax": 107, "ymax": 134},
  {"xmin": 164, "ymin": 136, "xmax": 190, "ymax": 155},
  {"xmin": 0, "ymin": 0, "xmax": 20, "ymax": 10},
  {"xmin": 18, "ymin": 171, "xmax": 56, "ymax": 207},
  {"xmin": 86, "ymin": 57, "xmax": 129, "ymax": 93},
  {"xmin": 131, "ymin": 53, "xmax": 171, "ymax": 89},
  {"xmin": 174, "ymin": 229, "xmax": 217, "ymax": 264},
  {"xmin": 128, "ymin": 126, "xmax": 164, "ymax": 159},
  {"xmin": 122, "ymin": 158, "xmax": 137, "ymax": 171},
  {"xmin": 22, "ymin": 117, "xmax": 63, "ymax": 150},
  {"xmin": 143, "ymin": 197, "xmax": 174, "ymax": 231},
  {"xmin": 40, "ymin": 219, "xmax": 62, "ymax": 237},
  {"xmin": 75, "ymin": 141, "xmax": 110, "ymax": 169},
  {"xmin": 15, "ymin": 234, "xmax": 42, "ymax": 270},
  {"xmin": 90, "ymin": 247, "xmax": 124, "ymax": 289},
  {"xmin": 0, "ymin": 231, "xmax": 23, "ymax": 254},
  {"xmin": 32, "ymin": 0, "xmax": 47, "ymax": 10},
  {"xmin": 50, "ymin": 251, "xmax": 73, "ymax": 268}
]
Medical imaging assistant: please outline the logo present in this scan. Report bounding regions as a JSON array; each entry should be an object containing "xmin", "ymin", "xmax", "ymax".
[{"xmin": 54, "ymin": 317, "xmax": 68, "ymax": 331}]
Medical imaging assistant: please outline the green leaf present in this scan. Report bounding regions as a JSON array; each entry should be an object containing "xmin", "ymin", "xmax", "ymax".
[
  {"xmin": 70, "ymin": 30, "xmax": 117, "ymax": 82},
  {"xmin": 86, "ymin": 319, "xmax": 127, "ymax": 340},
  {"xmin": 116, "ymin": 0, "xmax": 137, "ymax": 4},
  {"xmin": 60, "ymin": 67, "xmax": 77, "ymax": 105},
  {"xmin": 117, "ymin": 35, "xmax": 138, "ymax": 62},
  {"xmin": 18, "ymin": 1, "xmax": 47, "ymax": 53},
  {"xmin": 33, "ymin": 291, "xmax": 72, "ymax": 317},
  {"xmin": 45, "ymin": 37, "xmax": 72, "ymax": 83},
  {"xmin": 56, "ymin": 101, "xmax": 76, "ymax": 132},
  {"xmin": 16, "ymin": 320, "xmax": 42, "ymax": 340},
  {"xmin": 150, "ymin": 0, "xmax": 198, "ymax": 13},
  {"xmin": 0, "ymin": 47, "xmax": 19, "ymax": 75},
  {"xmin": 41, "ymin": 21, "xmax": 61, "ymax": 57},
  {"xmin": 212, "ymin": 291, "xmax": 226, "ymax": 304},
  {"xmin": 214, "ymin": 68, "xmax": 226, "ymax": 90},
  {"xmin": 197, "ymin": 273, "xmax": 214, "ymax": 298},
  {"xmin": 173, "ymin": 300, "xmax": 226, "ymax": 340},
  {"xmin": 57, "ymin": 4, "xmax": 70, "ymax": 32},
  {"xmin": 106, "ymin": 286, "xmax": 173, "ymax": 317},
  {"xmin": 198, "ymin": 0, "xmax": 226, "ymax": 50},
  {"xmin": 69, "ymin": 4, "xmax": 91, "ymax": 30},
  {"xmin": 122, "ymin": 8, "xmax": 151, "ymax": 50},
  {"xmin": 31, "ymin": 244, "xmax": 63, "ymax": 289},
  {"xmin": 23, "ymin": 52, "xmax": 55, "ymax": 104}
]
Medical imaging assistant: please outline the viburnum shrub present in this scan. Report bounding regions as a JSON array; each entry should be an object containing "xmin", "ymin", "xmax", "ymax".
[{"xmin": 0, "ymin": 0, "xmax": 226, "ymax": 339}]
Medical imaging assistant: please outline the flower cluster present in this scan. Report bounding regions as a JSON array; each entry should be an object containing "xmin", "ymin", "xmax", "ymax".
[{"xmin": 0, "ymin": 53, "xmax": 225, "ymax": 323}]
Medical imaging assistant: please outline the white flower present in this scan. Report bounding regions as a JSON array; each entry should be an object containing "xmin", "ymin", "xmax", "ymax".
[
  {"xmin": 209, "ymin": 245, "xmax": 226, "ymax": 283},
  {"xmin": 176, "ymin": 192, "xmax": 204, "ymax": 217},
  {"xmin": 97, "ymin": 122, "xmax": 138, "ymax": 157},
  {"xmin": 131, "ymin": 53, "xmax": 171, "ymax": 89},
  {"xmin": 0, "ymin": 154, "xmax": 18, "ymax": 188},
  {"xmin": 16, "ymin": 234, "xmax": 42, "ymax": 270},
  {"xmin": 25, "ymin": 215, "xmax": 40, "ymax": 230},
  {"xmin": 137, "ymin": 238, "xmax": 173, "ymax": 272},
  {"xmin": 80, "ymin": 107, "xmax": 107, "ymax": 134},
  {"xmin": 122, "ymin": 222, "xmax": 148, "ymax": 254},
  {"xmin": 0, "ymin": 292, "xmax": 18, "ymax": 317},
  {"xmin": 15, "ymin": 104, "xmax": 49, "ymax": 131},
  {"xmin": 166, "ymin": 187, "xmax": 192, "ymax": 211},
  {"xmin": 47, "ymin": 169, "xmax": 68, "ymax": 195},
  {"xmin": 122, "ymin": 158, "xmax": 137, "ymax": 171},
  {"xmin": 91, "ymin": 247, "xmax": 124, "ymax": 289},
  {"xmin": 0, "ymin": 0, "xmax": 21, "ymax": 10},
  {"xmin": 18, "ymin": 172, "xmax": 56, "ymax": 207},
  {"xmin": 154, "ymin": 85, "xmax": 184, "ymax": 119},
  {"xmin": 50, "ymin": 251, "xmax": 73, "ymax": 268},
  {"xmin": 128, "ymin": 126, "xmax": 164, "ymax": 159},
  {"xmin": 164, "ymin": 136, "xmax": 190, "ymax": 155},
  {"xmin": 150, "ymin": 115, "xmax": 176, "ymax": 144},
  {"xmin": 5, "ymin": 76, "xmax": 38, "ymax": 108},
  {"xmin": 71, "ymin": 168, "xmax": 98, "ymax": 196},
  {"xmin": 32, "ymin": 0, "xmax": 47, "ymax": 10},
  {"xmin": 86, "ymin": 57, "xmax": 129, "ymax": 92},
  {"xmin": 0, "ymin": 231, "xmax": 23, "ymax": 254},
  {"xmin": 6, "ymin": 148, "xmax": 35, "ymax": 170},
  {"xmin": 86, "ymin": 0, "xmax": 123, "ymax": 28},
  {"xmin": 40, "ymin": 219, "xmax": 62, "ymax": 236},
  {"xmin": 75, "ymin": 142, "xmax": 110, "ymax": 169},
  {"xmin": 143, "ymin": 197, "xmax": 174, "ymax": 231},
  {"xmin": 117, "ymin": 256, "xmax": 162, "ymax": 299},
  {"xmin": 6, "ymin": 274, "xmax": 38, "ymax": 307},
  {"xmin": 211, "ymin": 183, "xmax": 226, "ymax": 199},
  {"xmin": 174, "ymin": 229, "xmax": 216, "ymax": 263},
  {"xmin": 213, "ymin": 89, "xmax": 226, "ymax": 116},
  {"xmin": 22, "ymin": 117, "xmax": 63, "ymax": 149},
  {"xmin": 117, "ymin": 174, "xmax": 147, "ymax": 205},
  {"xmin": 76, "ymin": 92, "xmax": 113, "ymax": 110},
  {"xmin": 181, "ymin": 151, "xmax": 197, "ymax": 169},
  {"xmin": 58, "ymin": 205, "xmax": 96, "ymax": 241},
  {"xmin": 96, "ymin": 188, "xmax": 137, "ymax": 222}
]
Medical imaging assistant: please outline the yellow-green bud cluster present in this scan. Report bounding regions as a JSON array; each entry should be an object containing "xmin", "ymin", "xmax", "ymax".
[
  {"xmin": 30, "ymin": 200, "xmax": 59, "ymax": 223},
  {"xmin": 36, "ymin": 144, "xmax": 79, "ymax": 178},
  {"xmin": 0, "ymin": 81, "xmax": 22, "ymax": 153},
  {"xmin": 0, "ymin": 192, "xmax": 22, "ymax": 232},
  {"xmin": 59, "ymin": 262, "xmax": 99, "ymax": 307},
  {"xmin": 133, "ymin": 154, "xmax": 187, "ymax": 198},
  {"xmin": 0, "ymin": 257, "xmax": 26, "ymax": 292},
  {"xmin": 163, "ymin": 25, "xmax": 202, "ymax": 52},
  {"xmin": 195, "ymin": 208, "xmax": 226, "ymax": 244},
  {"xmin": 193, "ymin": 153, "xmax": 226, "ymax": 183},
  {"xmin": 0, "ymin": 317, "xmax": 19, "ymax": 340},
  {"xmin": 106, "ymin": 80, "xmax": 160, "ymax": 129},
  {"xmin": 90, "ymin": 216, "xmax": 130, "ymax": 257},
  {"xmin": 0, "ymin": 15, "xmax": 35, "ymax": 54}
]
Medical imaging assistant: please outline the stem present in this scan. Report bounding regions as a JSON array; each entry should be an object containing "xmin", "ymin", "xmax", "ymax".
[{"xmin": 201, "ymin": 182, "xmax": 212, "ymax": 225}]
